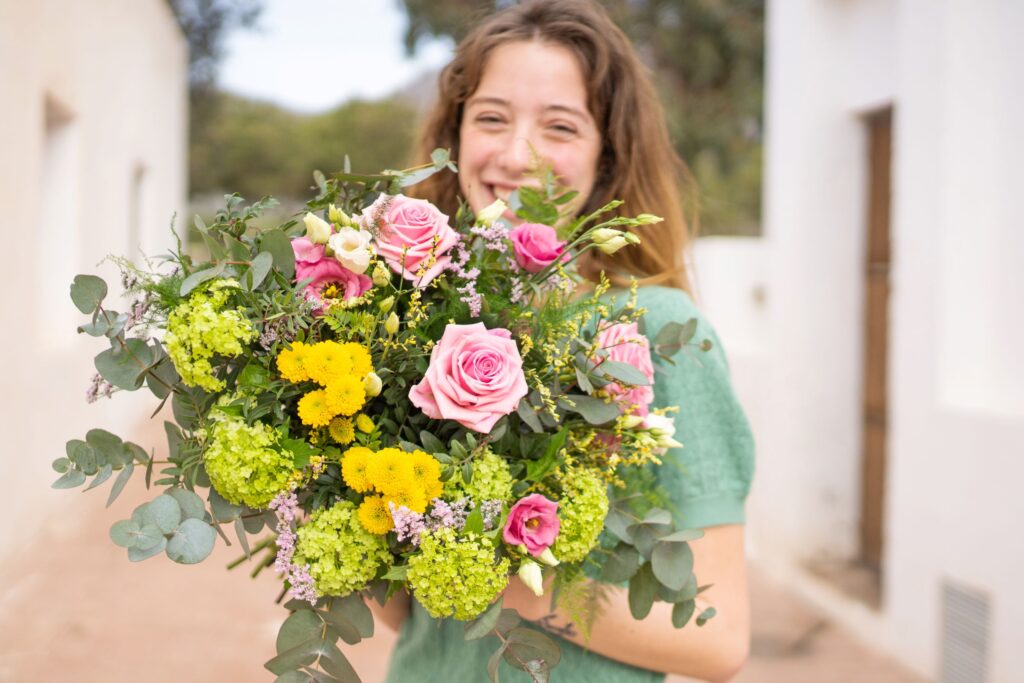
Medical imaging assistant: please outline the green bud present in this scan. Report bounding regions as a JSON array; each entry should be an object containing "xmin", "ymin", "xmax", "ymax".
[{"xmin": 385, "ymin": 312, "xmax": 400, "ymax": 335}]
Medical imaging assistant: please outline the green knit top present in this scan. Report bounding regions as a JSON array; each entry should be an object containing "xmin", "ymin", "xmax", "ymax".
[{"xmin": 384, "ymin": 286, "xmax": 755, "ymax": 682}]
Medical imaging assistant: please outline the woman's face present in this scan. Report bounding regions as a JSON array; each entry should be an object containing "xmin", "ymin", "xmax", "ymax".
[{"xmin": 458, "ymin": 40, "xmax": 602, "ymax": 221}]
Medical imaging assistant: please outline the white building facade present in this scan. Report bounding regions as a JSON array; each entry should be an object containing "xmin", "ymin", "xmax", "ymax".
[
  {"xmin": 0, "ymin": 0, "xmax": 187, "ymax": 557},
  {"xmin": 697, "ymin": 1, "xmax": 1024, "ymax": 681}
]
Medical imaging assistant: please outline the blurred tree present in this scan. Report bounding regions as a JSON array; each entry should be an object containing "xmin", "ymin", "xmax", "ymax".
[{"xmin": 398, "ymin": 0, "xmax": 764, "ymax": 236}]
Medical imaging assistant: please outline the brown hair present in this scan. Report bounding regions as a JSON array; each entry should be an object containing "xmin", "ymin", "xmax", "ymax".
[{"xmin": 412, "ymin": 0, "xmax": 696, "ymax": 292}]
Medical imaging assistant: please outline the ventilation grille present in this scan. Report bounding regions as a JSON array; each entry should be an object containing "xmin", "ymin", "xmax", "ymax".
[{"xmin": 940, "ymin": 581, "xmax": 990, "ymax": 683}]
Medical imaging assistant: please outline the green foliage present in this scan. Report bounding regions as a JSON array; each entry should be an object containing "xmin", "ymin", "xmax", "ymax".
[{"xmin": 109, "ymin": 492, "xmax": 219, "ymax": 565}]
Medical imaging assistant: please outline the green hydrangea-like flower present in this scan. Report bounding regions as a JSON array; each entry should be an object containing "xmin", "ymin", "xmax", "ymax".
[
  {"xmin": 407, "ymin": 528, "xmax": 509, "ymax": 620},
  {"xmin": 553, "ymin": 468, "xmax": 609, "ymax": 563},
  {"xmin": 165, "ymin": 279, "xmax": 256, "ymax": 392},
  {"xmin": 293, "ymin": 501, "xmax": 391, "ymax": 597},
  {"xmin": 204, "ymin": 409, "xmax": 296, "ymax": 509},
  {"xmin": 443, "ymin": 449, "xmax": 513, "ymax": 502}
]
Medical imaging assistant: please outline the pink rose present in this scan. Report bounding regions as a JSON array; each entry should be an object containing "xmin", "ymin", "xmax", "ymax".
[
  {"xmin": 593, "ymin": 321, "xmax": 655, "ymax": 416},
  {"xmin": 292, "ymin": 237, "xmax": 372, "ymax": 312},
  {"xmin": 503, "ymin": 494, "xmax": 560, "ymax": 557},
  {"xmin": 362, "ymin": 194, "xmax": 459, "ymax": 287},
  {"xmin": 508, "ymin": 223, "xmax": 569, "ymax": 273},
  {"xmin": 408, "ymin": 322, "xmax": 528, "ymax": 433}
]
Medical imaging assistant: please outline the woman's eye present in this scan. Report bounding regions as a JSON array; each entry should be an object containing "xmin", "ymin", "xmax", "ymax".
[
  {"xmin": 548, "ymin": 123, "xmax": 577, "ymax": 136},
  {"xmin": 476, "ymin": 114, "xmax": 505, "ymax": 125}
]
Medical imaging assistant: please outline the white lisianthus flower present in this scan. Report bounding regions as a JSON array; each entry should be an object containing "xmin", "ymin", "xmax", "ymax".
[
  {"xmin": 476, "ymin": 198, "xmax": 508, "ymax": 225},
  {"xmin": 590, "ymin": 228, "xmax": 639, "ymax": 255},
  {"xmin": 517, "ymin": 560, "xmax": 545, "ymax": 597},
  {"xmin": 303, "ymin": 212, "xmax": 332, "ymax": 245},
  {"xmin": 328, "ymin": 226, "xmax": 375, "ymax": 274}
]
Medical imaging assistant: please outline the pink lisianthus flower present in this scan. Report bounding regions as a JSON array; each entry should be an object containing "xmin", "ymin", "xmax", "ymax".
[
  {"xmin": 291, "ymin": 237, "xmax": 372, "ymax": 313},
  {"xmin": 408, "ymin": 322, "xmax": 528, "ymax": 433},
  {"xmin": 593, "ymin": 321, "xmax": 655, "ymax": 416},
  {"xmin": 503, "ymin": 494, "xmax": 560, "ymax": 557},
  {"xmin": 362, "ymin": 194, "xmax": 459, "ymax": 287},
  {"xmin": 508, "ymin": 222, "xmax": 569, "ymax": 273}
]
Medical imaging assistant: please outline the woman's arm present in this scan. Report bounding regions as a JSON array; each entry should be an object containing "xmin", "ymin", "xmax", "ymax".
[
  {"xmin": 502, "ymin": 524, "xmax": 750, "ymax": 682},
  {"xmin": 367, "ymin": 587, "xmax": 411, "ymax": 635}
]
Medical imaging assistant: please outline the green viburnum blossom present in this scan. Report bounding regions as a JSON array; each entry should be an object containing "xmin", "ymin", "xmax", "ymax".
[
  {"xmin": 204, "ymin": 408, "xmax": 296, "ymax": 509},
  {"xmin": 293, "ymin": 501, "xmax": 391, "ymax": 597},
  {"xmin": 443, "ymin": 449, "xmax": 513, "ymax": 503},
  {"xmin": 407, "ymin": 528, "xmax": 509, "ymax": 620},
  {"xmin": 552, "ymin": 467, "xmax": 610, "ymax": 563},
  {"xmin": 164, "ymin": 279, "xmax": 256, "ymax": 391}
]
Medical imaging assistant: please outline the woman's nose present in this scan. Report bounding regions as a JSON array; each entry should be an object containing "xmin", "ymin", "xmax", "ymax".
[{"xmin": 498, "ymin": 136, "xmax": 540, "ymax": 176}]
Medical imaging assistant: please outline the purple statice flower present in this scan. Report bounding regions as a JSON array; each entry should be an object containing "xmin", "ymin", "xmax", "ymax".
[
  {"xmin": 427, "ymin": 497, "xmax": 473, "ymax": 532},
  {"xmin": 509, "ymin": 277, "xmax": 527, "ymax": 306},
  {"xmin": 85, "ymin": 373, "xmax": 115, "ymax": 403},
  {"xmin": 470, "ymin": 222, "xmax": 511, "ymax": 253},
  {"xmin": 270, "ymin": 491, "xmax": 317, "ymax": 605},
  {"xmin": 480, "ymin": 499, "xmax": 503, "ymax": 531},
  {"xmin": 389, "ymin": 502, "xmax": 427, "ymax": 546},
  {"xmin": 124, "ymin": 296, "xmax": 151, "ymax": 335},
  {"xmin": 446, "ymin": 238, "xmax": 484, "ymax": 317}
]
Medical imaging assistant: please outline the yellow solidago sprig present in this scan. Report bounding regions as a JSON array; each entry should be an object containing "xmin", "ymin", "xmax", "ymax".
[
  {"xmin": 164, "ymin": 279, "xmax": 256, "ymax": 392},
  {"xmin": 407, "ymin": 528, "xmax": 510, "ymax": 620},
  {"xmin": 203, "ymin": 400, "xmax": 298, "ymax": 510},
  {"xmin": 551, "ymin": 467, "xmax": 610, "ymax": 563},
  {"xmin": 293, "ymin": 501, "xmax": 391, "ymax": 596}
]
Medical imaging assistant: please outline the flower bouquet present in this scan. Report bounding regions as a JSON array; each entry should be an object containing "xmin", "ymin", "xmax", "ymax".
[{"xmin": 59, "ymin": 150, "xmax": 715, "ymax": 682}]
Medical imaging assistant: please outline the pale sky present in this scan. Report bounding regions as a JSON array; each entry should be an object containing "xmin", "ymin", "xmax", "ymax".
[{"xmin": 219, "ymin": 0, "xmax": 454, "ymax": 112}]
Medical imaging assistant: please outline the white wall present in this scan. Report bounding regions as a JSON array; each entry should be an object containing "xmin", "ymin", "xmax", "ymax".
[
  {"xmin": 739, "ymin": 0, "xmax": 1024, "ymax": 680},
  {"xmin": 0, "ymin": 0, "xmax": 187, "ymax": 556}
]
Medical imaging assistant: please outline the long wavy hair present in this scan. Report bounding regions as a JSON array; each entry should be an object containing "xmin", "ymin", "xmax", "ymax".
[{"xmin": 411, "ymin": 0, "xmax": 697, "ymax": 292}]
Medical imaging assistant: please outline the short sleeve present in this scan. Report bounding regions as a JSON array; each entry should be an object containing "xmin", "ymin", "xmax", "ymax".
[{"xmin": 634, "ymin": 286, "xmax": 755, "ymax": 529}]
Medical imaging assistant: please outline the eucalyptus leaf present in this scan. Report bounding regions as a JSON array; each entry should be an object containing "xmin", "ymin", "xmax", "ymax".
[
  {"xmin": 128, "ymin": 536, "xmax": 167, "ymax": 561},
  {"xmin": 658, "ymin": 528, "xmax": 704, "ymax": 543},
  {"xmin": 166, "ymin": 518, "xmax": 216, "ymax": 564},
  {"xmin": 109, "ymin": 520, "xmax": 141, "ymax": 548},
  {"xmin": 264, "ymin": 637, "xmax": 321, "ymax": 675},
  {"xmin": 84, "ymin": 464, "xmax": 114, "ymax": 491},
  {"xmin": 260, "ymin": 229, "xmax": 295, "ymax": 280},
  {"xmin": 234, "ymin": 518, "xmax": 251, "ymax": 558},
  {"xmin": 318, "ymin": 641, "xmax": 359, "ymax": 682},
  {"xmin": 603, "ymin": 510, "xmax": 634, "ymax": 544},
  {"xmin": 629, "ymin": 524, "xmax": 661, "ymax": 560},
  {"xmin": 246, "ymin": 251, "xmax": 274, "ymax": 290},
  {"xmin": 86, "ymin": 428, "xmax": 123, "ymax": 462},
  {"xmin": 166, "ymin": 488, "xmax": 207, "ymax": 520},
  {"xmin": 671, "ymin": 600, "xmax": 696, "ymax": 628},
  {"xmin": 274, "ymin": 672, "xmax": 310, "ymax": 683},
  {"xmin": 628, "ymin": 563, "xmax": 657, "ymax": 620},
  {"xmin": 696, "ymin": 606, "xmax": 717, "ymax": 626},
  {"xmin": 651, "ymin": 541, "xmax": 694, "ymax": 591},
  {"xmin": 51, "ymin": 457, "xmax": 70, "ymax": 473},
  {"xmin": 488, "ymin": 640, "xmax": 509, "ymax": 683},
  {"xmin": 465, "ymin": 598, "xmax": 504, "ymax": 640},
  {"xmin": 516, "ymin": 398, "xmax": 543, "ymax": 433},
  {"xmin": 210, "ymin": 488, "xmax": 243, "ymax": 522},
  {"xmin": 179, "ymin": 263, "xmax": 225, "ymax": 297},
  {"xmin": 502, "ymin": 627, "xmax": 561, "ymax": 674},
  {"xmin": 332, "ymin": 594, "xmax": 374, "ymax": 639},
  {"xmin": 600, "ymin": 544, "xmax": 641, "ymax": 583},
  {"xmin": 559, "ymin": 395, "xmax": 620, "ymax": 425},
  {"xmin": 70, "ymin": 274, "xmax": 107, "ymax": 314},
  {"xmin": 94, "ymin": 339, "xmax": 152, "ymax": 390},
  {"xmin": 51, "ymin": 469, "xmax": 86, "ymax": 489},
  {"xmin": 596, "ymin": 360, "xmax": 651, "ymax": 386},
  {"xmin": 277, "ymin": 610, "xmax": 325, "ymax": 655},
  {"xmin": 106, "ymin": 461, "xmax": 135, "ymax": 507},
  {"xmin": 658, "ymin": 574, "xmax": 698, "ymax": 603},
  {"xmin": 138, "ymin": 495, "xmax": 183, "ymax": 534}
]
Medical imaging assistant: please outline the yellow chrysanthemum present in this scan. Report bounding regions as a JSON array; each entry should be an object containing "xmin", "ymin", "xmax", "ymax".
[
  {"xmin": 355, "ymin": 414, "xmax": 374, "ymax": 434},
  {"xmin": 297, "ymin": 390, "xmax": 333, "ymax": 428},
  {"xmin": 409, "ymin": 451, "xmax": 443, "ymax": 501},
  {"xmin": 357, "ymin": 495, "xmax": 394, "ymax": 535},
  {"xmin": 367, "ymin": 448, "xmax": 414, "ymax": 495},
  {"xmin": 385, "ymin": 480, "xmax": 428, "ymax": 514},
  {"xmin": 328, "ymin": 417, "xmax": 355, "ymax": 445},
  {"xmin": 341, "ymin": 446, "xmax": 374, "ymax": 492},
  {"xmin": 325, "ymin": 376, "xmax": 366, "ymax": 416},
  {"xmin": 276, "ymin": 341, "xmax": 313, "ymax": 383},
  {"xmin": 340, "ymin": 342, "xmax": 374, "ymax": 378},
  {"xmin": 306, "ymin": 341, "xmax": 351, "ymax": 386}
]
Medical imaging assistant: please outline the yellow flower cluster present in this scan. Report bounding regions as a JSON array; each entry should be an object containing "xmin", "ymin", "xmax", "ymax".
[
  {"xmin": 340, "ymin": 446, "xmax": 443, "ymax": 535},
  {"xmin": 276, "ymin": 340, "xmax": 375, "ymax": 429}
]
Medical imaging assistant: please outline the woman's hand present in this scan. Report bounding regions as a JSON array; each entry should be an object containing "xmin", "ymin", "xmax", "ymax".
[{"xmin": 501, "ymin": 524, "xmax": 750, "ymax": 682}]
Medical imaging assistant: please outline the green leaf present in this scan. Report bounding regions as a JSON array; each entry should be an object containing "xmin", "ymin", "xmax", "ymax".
[
  {"xmin": 658, "ymin": 574, "xmax": 698, "ymax": 603},
  {"xmin": 526, "ymin": 427, "xmax": 567, "ymax": 482},
  {"xmin": 260, "ymin": 229, "xmax": 295, "ymax": 280},
  {"xmin": 51, "ymin": 457, "xmax": 70, "ymax": 473},
  {"xmin": 559, "ymin": 395, "xmax": 620, "ymax": 425},
  {"xmin": 671, "ymin": 600, "xmax": 696, "ymax": 628},
  {"xmin": 70, "ymin": 274, "xmax": 107, "ymax": 314},
  {"xmin": 277, "ymin": 610, "xmax": 325, "ymax": 655},
  {"xmin": 179, "ymin": 263, "xmax": 225, "ymax": 297},
  {"xmin": 653, "ymin": 319, "xmax": 698, "ymax": 357},
  {"xmin": 86, "ymin": 428, "xmax": 123, "ymax": 463},
  {"xmin": 488, "ymin": 640, "xmax": 509, "ymax": 683},
  {"xmin": 658, "ymin": 528, "xmax": 704, "ymax": 543},
  {"xmin": 629, "ymin": 524, "xmax": 662, "ymax": 559},
  {"xmin": 381, "ymin": 564, "xmax": 409, "ymax": 581},
  {"xmin": 265, "ymin": 638, "xmax": 320, "ymax": 675},
  {"xmin": 94, "ymin": 339, "xmax": 152, "ymax": 390},
  {"xmin": 651, "ymin": 540, "xmax": 694, "ymax": 591},
  {"xmin": 419, "ymin": 430, "xmax": 444, "ymax": 453},
  {"xmin": 137, "ymin": 494, "xmax": 183, "ymax": 534},
  {"xmin": 84, "ymin": 464, "xmax": 114, "ymax": 491},
  {"xmin": 128, "ymin": 536, "xmax": 167, "ymax": 561},
  {"xmin": 696, "ymin": 606, "xmax": 717, "ymax": 626},
  {"xmin": 283, "ymin": 438, "xmax": 317, "ymax": 469},
  {"xmin": 603, "ymin": 510, "xmax": 634, "ymax": 544},
  {"xmin": 106, "ymin": 461, "xmax": 135, "ymax": 507},
  {"xmin": 246, "ymin": 251, "xmax": 274, "ymax": 290},
  {"xmin": 52, "ymin": 469, "xmax": 86, "ymax": 489},
  {"xmin": 502, "ymin": 627, "xmax": 561, "ymax": 674},
  {"xmin": 331, "ymin": 594, "xmax": 374, "ymax": 640},
  {"xmin": 494, "ymin": 608, "xmax": 522, "ymax": 636},
  {"xmin": 209, "ymin": 488, "xmax": 243, "ymax": 522},
  {"xmin": 110, "ymin": 520, "xmax": 142, "ymax": 548},
  {"xmin": 596, "ymin": 360, "xmax": 651, "ymax": 386},
  {"xmin": 166, "ymin": 518, "xmax": 216, "ymax": 564},
  {"xmin": 146, "ymin": 357, "xmax": 180, "ymax": 399},
  {"xmin": 166, "ymin": 488, "xmax": 207, "ymax": 520},
  {"xmin": 641, "ymin": 508, "xmax": 672, "ymax": 525},
  {"xmin": 628, "ymin": 563, "xmax": 657, "ymax": 620},
  {"xmin": 234, "ymin": 517, "xmax": 251, "ymax": 558},
  {"xmin": 516, "ymin": 398, "xmax": 543, "ymax": 433},
  {"xmin": 465, "ymin": 598, "xmax": 504, "ymax": 640},
  {"xmin": 318, "ymin": 641, "xmax": 360, "ymax": 682},
  {"xmin": 600, "ymin": 544, "xmax": 641, "ymax": 583},
  {"xmin": 274, "ymin": 672, "xmax": 310, "ymax": 683},
  {"xmin": 239, "ymin": 363, "xmax": 272, "ymax": 391}
]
